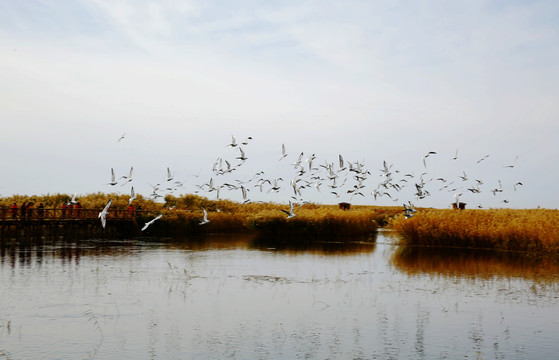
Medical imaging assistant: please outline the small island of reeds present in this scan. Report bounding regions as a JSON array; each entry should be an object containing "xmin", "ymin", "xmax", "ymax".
[{"xmin": 389, "ymin": 208, "xmax": 559, "ymax": 254}]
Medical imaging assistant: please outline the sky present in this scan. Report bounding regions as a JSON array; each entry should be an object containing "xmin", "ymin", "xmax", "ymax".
[{"xmin": 1, "ymin": 0, "xmax": 558, "ymax": 209}]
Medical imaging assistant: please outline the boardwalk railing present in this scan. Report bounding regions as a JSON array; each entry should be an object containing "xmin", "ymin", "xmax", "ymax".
[{"xmin": 0, "ymin": 208, "xmax": 139, "ymax": 221}]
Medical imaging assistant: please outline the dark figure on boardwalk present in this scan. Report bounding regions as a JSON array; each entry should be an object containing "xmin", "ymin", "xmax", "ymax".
[
  {"xmin": 61, "ymin": 203, "xmax": 67, "ymax": 218},
  {"xmin": 38, "ymin": 203, "xmax": 45, "ymax": 218},
  {"xmin": 75, "ymin": 202, "xmax": 82, "ymax": 218},
  {"xmin": 11, "ymin": 203, "xmax": 17, "ymax": 218},
  {"xmin": 27, "ymin": 202, "xmax": 34, "ymax": 218},
  {"xmin": 20, "ymin": 202, "xmax": 27, "ymax": 219},
  {"xmin": 127, "ymin": 204, "xmax": 135, "ymax": 218}
]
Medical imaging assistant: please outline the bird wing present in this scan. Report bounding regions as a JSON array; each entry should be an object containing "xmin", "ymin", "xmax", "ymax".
[{"xmin": 102, "ymin": 199, "xmax": 112, "ymax": 213}]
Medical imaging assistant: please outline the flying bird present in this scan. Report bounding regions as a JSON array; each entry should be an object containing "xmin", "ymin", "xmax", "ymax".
[
  {"xmin": 503, "ymin": 155, "xmax": 519, "ymax": 168},
  {"xmin": 280, "ymin": 201, "xmax": 297, "ymax": 219},
  {"xmin": 422, "ymin": 151, "xmax": 437, "ymax": 168},
  {"xmin": 279, "ymin": 143, "xmax": 287, "ymax": 161},
  {"xmin": 477, "ymin": 154, "xmax": 490, "ymax": 163},
  {"xmin": 129, "ymin": 186, "xmax": 136, "ymax": 204},
  {"xmin": 226, "ymin": 135, "xmax": 238, "ymax": 147},
  {"xmin": 141, "ymin": 214, "xmax": 162, "ymax": 231},
  {"xmin": 117, "ymin": 133, "xmax": 126, "ymax": 142},
  {"xmin": 98, "ymin": 199, "xmax": 112, "ymax": 228},
  {"xmin": 107, "ymin": 168, "xmax": 118, "ymax": 186},
  {"xmin": 451, "ymin": 148, "xmax": 459, "ymax": 160},
  {"xmin": 241, "ymin": 185, "xmax": 250, "ymax": 203},
  {"xmin": 199, "ymin": 208, "xmax": 210, "ymax": 225},
  {"xmin": 237, "ymin": 147, "xmax": 248, "ymax": 161},
  {"xmin": 241, "ymin": 136, "xmax": 253, "ymax": 145},
  {"xmin": 453, "ymin": 192, "xmax": 462, "ymax": 208},
  {"xmin": 121, "ymin": 166, "xmax": 133, "ymax": 185}
]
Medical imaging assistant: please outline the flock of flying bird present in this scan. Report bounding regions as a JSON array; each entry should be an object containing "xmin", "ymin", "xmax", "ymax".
[{"xmin": 96, "ymin": 133, "xmax": 523, "ymax": 229}]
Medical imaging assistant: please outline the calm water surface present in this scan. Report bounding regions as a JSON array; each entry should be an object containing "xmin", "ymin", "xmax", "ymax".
[{"xmin": 1, "ymin": 231, "xmax": 558, "ymax": 359}]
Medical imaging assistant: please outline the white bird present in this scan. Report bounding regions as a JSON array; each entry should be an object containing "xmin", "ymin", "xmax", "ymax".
[
  {"xmin": 166, "ymin": 167, "xmax": 173, "ymax": 181},
  {"xmin": 291, "ymin": 152, "xmax": 304, "ymax": 168},
  {"xmin": 107, "ymin": 168, "xmax": 118, "ymax": 186},
  {"xmin": 117, "ymin": 133, "xmax": 126, "ymax": 142},
  {"xmin": 70, "ymin": 192, "xmax": 78, "ymax": 204},
  {"xmin": 338, "ymin": 154, "xmax": 346, "ymax": 172},
  {"xmin": 453, "ymin": 192, "xmax": 462, "ymax": 208},
  {"xmin": 129, "ymin": 186, "xmax": 136, "ymax": 204},
  {"xmin": 280, "ymin": 201, "xmax": 297, "ymax": 219},
  {"xmin": 422, "ymin": 151, "xmax": 437, "ymax": 168},
  {"xmin": 241, "ymin": 185, "xmax": 250, "ymax": 203},
  {"xmin": 237, "ymin": 147, "xmax": 248, "ymax": 161},
  {"xmin": 241, "ymin": 136, "xmax": 253, "ymax": 145},
  {"xmin": 451, "ymin": 148, "xmax": 459, "ymax": 160},
  {"xmin": 279, "ymin": 143, "xmax": 287, "ymax": 161},
  {"xmin": 121, "ymin": 166, "xmax": 133, "ymax": 185},
  {"xmin": 98, "ymin": 199, "xmax": 112, "ymax": 228},
  {"xmin": 199, "ymin": 208, "xmax": 210, "ymax": 225},
  {"xmin": 477, "ymin": 154, "xmax": 490, "ymax": 163},
  {"xmin": 226, "ymin": 135, "xmax": 238, "ymax": 147},
  {"xmin": 491, "ymin": 180, "xmax": 504, "ymax": 195},
  {"xmin": 503, "ymin": 155, "xmax": 519, "ymax": 168},
  {"xmin": 141, "ymin": 214, "xmax": 162, "ymax": 231}
]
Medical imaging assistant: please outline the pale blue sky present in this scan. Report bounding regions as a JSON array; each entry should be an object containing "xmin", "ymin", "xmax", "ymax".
[{"xmin": 1, "ymin": 0, "xmax": 558, "ymax": 208}]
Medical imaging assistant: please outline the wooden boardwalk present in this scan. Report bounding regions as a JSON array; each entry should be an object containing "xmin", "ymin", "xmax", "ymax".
[{"xmin": 0, "ymin": 208, "xmax": 141, "ymax": 242}]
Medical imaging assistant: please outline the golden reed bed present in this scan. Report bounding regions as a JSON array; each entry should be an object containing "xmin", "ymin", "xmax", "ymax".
[
  {"xmin": 1, "ymin": 193, "xmax": 400, "ymax": 240},
  {"xmin": 390, "ymin": 209, "xmax": 559, "ymax": 253}
]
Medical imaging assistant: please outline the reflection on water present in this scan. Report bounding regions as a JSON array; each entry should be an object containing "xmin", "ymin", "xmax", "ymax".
[
  {"xmin": 392, "ymin": 245, "xmax": 559, "ymax": 280},
  {"xmin": 1, "ymin": 233, "xmax": 559, "ymax": 359},
  {"xmin": 0, "ymin": 233, "xmax": 378, "ymax": 268}
]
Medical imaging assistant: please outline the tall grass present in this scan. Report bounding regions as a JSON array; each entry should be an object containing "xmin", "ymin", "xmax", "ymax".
[{"xmin": 390, "ymin": 209, "xmax": 559, "ymax": 253}]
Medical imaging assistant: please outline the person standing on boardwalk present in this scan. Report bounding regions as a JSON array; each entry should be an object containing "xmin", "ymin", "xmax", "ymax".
[
  {"xmin": 27, "ymin": 202, "xmax": 34, "ymax": 218},
  {"xmin": 75, "ymin": 202, "xmax": 82, "ymax": 218},
  {"xmin": 61, "ymin": 202, "xmax": 67, "ymax": 218},
  {"xmin": 20, "ymin": 202, "xmax": 27, "ymax": 219},
  {"xmin": 11, "ymin": 203, "xmax": 17, "ymax": 218},
  {"xmin": 38, "ymin": 203, "xmax": 45, "ymax": 218},
  {"xmin": 127, "ymin": 204, "xmax": 135, "ymax": 218}
]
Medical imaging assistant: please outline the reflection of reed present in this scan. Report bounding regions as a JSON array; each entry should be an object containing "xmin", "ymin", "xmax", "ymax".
[
  {"xmin": 0, "ymin": 240, "xmax": 144, "ymax": 268},
  {"xmin": 251, "ymin": 234, "xmax": 377, "ymax": 255},
  {"xmin": 0, "ymin": 234, "xmax": 379, "ymax": 269},
  {"xmin": 392, "ymin": 245, "xmax": 559, "ymax": 280}
]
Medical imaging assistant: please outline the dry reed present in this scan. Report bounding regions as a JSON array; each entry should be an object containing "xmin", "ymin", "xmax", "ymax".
[{"xmin": 390, "ymin": 208, "xmax": 559, "ymax": 253}]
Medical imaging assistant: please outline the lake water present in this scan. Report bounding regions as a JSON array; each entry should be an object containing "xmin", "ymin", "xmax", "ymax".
[{"xmin": 1, "ymin": 231, "xmax": 558, "ymax": 359}]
